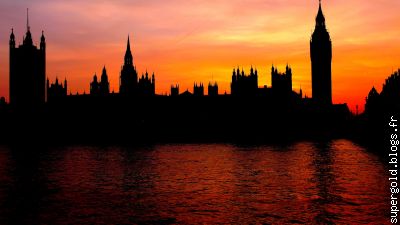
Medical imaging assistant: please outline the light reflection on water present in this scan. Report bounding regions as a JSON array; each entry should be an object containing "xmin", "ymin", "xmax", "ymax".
[{"xmin": 0, "ymin": 140, "xmax": 389, "ymax": 224}]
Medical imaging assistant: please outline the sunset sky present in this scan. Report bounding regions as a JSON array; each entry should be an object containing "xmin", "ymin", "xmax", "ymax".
[{"xmin": 0, "ymin": 0, "xmax": 399, "ymax": 112}]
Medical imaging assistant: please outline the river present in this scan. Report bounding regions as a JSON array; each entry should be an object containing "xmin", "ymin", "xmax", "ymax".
[{"xmin": 0, "ymin": 139, "xmax": 389, "ymax": 224}]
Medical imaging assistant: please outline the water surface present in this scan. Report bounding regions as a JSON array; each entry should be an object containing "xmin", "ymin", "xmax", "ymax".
[{"xmin": 0, "ymin": 140, "xmax": 389, "ymax": 224}]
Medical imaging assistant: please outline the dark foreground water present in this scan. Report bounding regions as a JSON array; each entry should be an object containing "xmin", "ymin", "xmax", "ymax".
[{"xmin": 0, "ymin": 140, "xmax": 389, "ymax": 224}]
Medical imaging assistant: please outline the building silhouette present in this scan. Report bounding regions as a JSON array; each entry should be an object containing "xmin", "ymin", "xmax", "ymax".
[
  {"xmin": 90, "ymin": 73, "xmax": 99, "ymax": 95},
  {"xmin": 365, "ymin": 86, "xmax": 379, "ymax": 114},
  {"xmin": 119, "ymin": 36, "xmax": 138, "ymax": 95},
  {"xmin": 138, "ymin": 71, "xmax": 155, "ymax": 96},
  {"xmin": 119, "ymin": 36, "xmax": 155, "ymax": 96},
  {"xmin": 362, "ymin": 69, "xmax": 400, "ymax": 148},
  {"xmin": 47, "ymin": 77, "xmax": 67, "ymax": 102},
  {"xmin": 311, "ymin": 0, "xmax": 332, "ymax": 105},
  {"xmin": 9, "ymin": 11, "xmax": 46, "ymax": 109},
  {"xmin": 271, "ymin": 64, "xmax": 292, "ymax": 95},
  {"xmin": 231, "ymin": 67, "xmax": 258, "ymax": 96},
  {"xmin": 208, "ymin": 82, "xmax": 218, "ymax": 96},
  {"xmin": 99, "ymin": 66, "xmax": 110, "ymax": 95},
  {"xmin": 171, "ymin": 84, "xmax": 179, "ymax": 96},
  {"xmin": 0, "ymin": 6, "xmax": 355, "ymax": 144},
  {"xmin": 180, "ymin": 89, "xmax": 193, "ymax": 96},
  {"xmin": 90, "ymin": 66, "xmax": 110, "ymax": 96},
  {"xmin": 381, "ymin": 69, "xmax": 400, "ymax": 101},
  {"xmin": 193, "ymin": 83, "xmax": 204, "ymax": 96},
  {"xmin": 365, "ymin": 69, "xmax": 400, "ymax": 115}
]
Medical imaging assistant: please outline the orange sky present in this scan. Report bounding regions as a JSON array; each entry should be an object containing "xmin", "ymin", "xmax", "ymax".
[{"xmin": 0, "ymin": 0, "xmax": 399, "ymax": 112}]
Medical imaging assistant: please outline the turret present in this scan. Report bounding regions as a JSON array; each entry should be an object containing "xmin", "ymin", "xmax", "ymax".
[
  {"xmin": 40, "ymin": 30, "xmax": 46, "ymax": 50},
  {"xmin": 232, "ymin": 69, "xmax": 237, "ymax": 82},
  {"xmin": 300, "ymin": 87, "xmax": 303, "ymax": 98},
  {"xmin": 9, "ymin": 28, "xmax": 15, "ymax": 49},
  {"xmin": 101, "ymin": 66, "xmax": 108, "ymax": 82},
  {"xmin": 64, "ymin": 78, "xmax": 68, "ymax": 95}
]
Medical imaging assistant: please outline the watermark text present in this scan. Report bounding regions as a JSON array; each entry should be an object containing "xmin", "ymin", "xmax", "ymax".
[{"xmin": 389, "ymin": 116, "xmax": 399, "ymax": 224}]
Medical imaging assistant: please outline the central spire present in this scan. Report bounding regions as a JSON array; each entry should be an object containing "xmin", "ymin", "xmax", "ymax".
[
  {"xmin": 24, "ymin": 8, "xmax": 33, "ymax": 46},
  {"xmin": 124, "ymin": 35, "xmax": 133, "ymax": 66}
]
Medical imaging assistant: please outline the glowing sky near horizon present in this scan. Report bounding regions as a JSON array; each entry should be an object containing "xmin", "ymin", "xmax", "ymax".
[{"xmin": 0, "ymin": 0, "xmax": 399, "ymax": 112}]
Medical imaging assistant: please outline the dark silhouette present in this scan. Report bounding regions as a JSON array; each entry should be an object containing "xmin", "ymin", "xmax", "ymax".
[
  {"xmin": 208, "ymin": 82, "xmax": 218, "ymax": 96},
  {"xmin": 0, "ymin": 2, "xmax": 353, "ymax": 145},
  {"xmin": 349, "ymin": 69, "xmax": 400, "ymax": 152},
  {"xmin": 231, "ymin": 66, "xmax": 258, "ymax": 96},
  {"xmin": 90, "ymin": 66, "xmax": 110, "ymax": 96},
  {"xmin": 90, "ymin": 73, "xmax": 100, "ymax": 95},
  {"xmin": 271, "ymin": 64, "xmax": 293, "ymax": 98},
  {"xmin": 364, "ymin": 70, "xmax": 400, "ymax": 117},
  {"xmin": 171, "ymin": 84, "xmax": 179, "ymax": 96},
  {"xmin": 9, "ymin": 10, "xmax": 46, "ymax": 109},
  {"xmin": 119, "ymin": 36, "xmax": 155, "ymax": 96},
  {"xmin": 119, "ymin": 35, "xmax": 138, "ymax": 95},
  {"xmin": 311, "ymin": 0, "xmax": 332, "ymax": 106},
  {"xmin": 229, "ymin": 65, "xmax": 301, "ymax": 103},
  {"xmin": 138, "ymin": 71, "xmax": 155, "ymax": 96},
  {"xmin": 47, "ymin": 77, "xmax": 67, "ymax": 102},
  {"xmin": 193, "ymin": 83, "xmax": 204, "ymax": 96}
]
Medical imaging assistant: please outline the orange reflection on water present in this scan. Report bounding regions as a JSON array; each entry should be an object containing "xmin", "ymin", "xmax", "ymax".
[{"xmin": 0, "ymin": 140, "xmax": 390, "ymax": 224}]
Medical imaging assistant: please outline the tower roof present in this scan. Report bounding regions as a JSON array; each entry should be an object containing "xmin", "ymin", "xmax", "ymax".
[
  {"xmin": 102, "ymin": 66, "xmax": 108, "ymax": 78},
  {"xmin": 41, "ymin": 30, "xmax": 45, "ymax": 42},
  {"xmin": 125, "ymin": 35, "xmax": 132, "ymax": 58},
  {"xmin": 10, "ymin": 28, "xmax": 15, "ymax": 39},
  {"xmin": 311, "ymin": 0, "xmax": 330, "ymax": 41},
  {"xmin": 24, "ymin": 8, "xmax": 33, "ymax": 46},
  {"xmin": 316, "ymin": 0, "xmax": 326, "ymax": 27},
  {"xmin": 369, "ymin": 86, "xmax": 378, "ymax": 96},
  {"xmin": 124, "ymin": 35, "xmax": 133, "ymax": 65}
]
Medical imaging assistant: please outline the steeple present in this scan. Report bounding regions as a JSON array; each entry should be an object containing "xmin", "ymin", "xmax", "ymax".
[
  {"xmin": 101, "ymin": 65, "xmax": 108, "ymax": 82},
  {"xmin": 41, "ymin": 30, "xmax": 45, "ymax": 42},
  {"xmin": 10, "ymin": 28, "xmax": 15, "ymax": 40},
  {"xmin": 316, "ymin": 0, "xmax": 326, "ymax": 28},
  {"xmin": 124, "ymin": 35, "xmax": 133, "ymax": 66},
  {"xmin": 10, "ymin": 28, "xmax": 15, "ymax": 48},
  {"xmin": 40, "ymin": 30, "xmax": 46, "ymax": 50},
  {"xmin": 24, "ymin": 8, "xmax": 33, "ymax": 46},
  {"xmin": 64, "ymin": 78, "xmax": 68, "ymax": 95}
]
